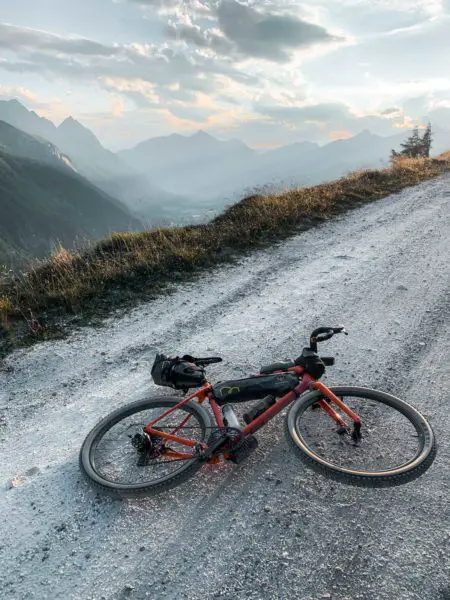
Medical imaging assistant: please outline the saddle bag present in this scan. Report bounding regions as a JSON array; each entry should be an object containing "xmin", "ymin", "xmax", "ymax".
[
  {"xmin": 151, "ymin": 354, "xmax": 206, "ymax": 390},
  {"xmin": 212, "ymin": 372, "xmax": 298, "ymax": 405}
]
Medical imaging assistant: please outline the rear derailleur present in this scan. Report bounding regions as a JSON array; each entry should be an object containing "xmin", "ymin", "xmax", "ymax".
[{"xmin": 130, "ymin": 431, "xmax": 165, "ymax": 466}]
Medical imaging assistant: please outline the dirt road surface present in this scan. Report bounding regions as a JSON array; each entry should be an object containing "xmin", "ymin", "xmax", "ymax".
[{"xmin": 1, "ymin": 175, "xmax": 449, "ymax": 600}]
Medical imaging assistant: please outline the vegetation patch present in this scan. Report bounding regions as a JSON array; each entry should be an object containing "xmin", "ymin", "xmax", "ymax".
[{"xmin": 1, "ymin": 155, "xmax": 449, "ymax": 356}]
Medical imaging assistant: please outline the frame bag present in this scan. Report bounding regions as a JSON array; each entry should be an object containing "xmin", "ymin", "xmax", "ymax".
[{"xmin": 212, "ymin": 373, "xmax": 298, "ymax": 405}]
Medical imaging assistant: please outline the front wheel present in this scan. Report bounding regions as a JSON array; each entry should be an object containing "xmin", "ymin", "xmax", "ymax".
[
  {"xmin": 285, "ymin": 386, "xmax": 436, "ymax": 487},
  {"xmin": 80, "ymin": 396, "xmax": 213, "ymax": 498}
]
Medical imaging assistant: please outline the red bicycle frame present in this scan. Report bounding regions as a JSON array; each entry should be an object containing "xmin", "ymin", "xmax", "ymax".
[{"xmin": 143, "ymin": 366, "xmax": 361, "ymax": 461}]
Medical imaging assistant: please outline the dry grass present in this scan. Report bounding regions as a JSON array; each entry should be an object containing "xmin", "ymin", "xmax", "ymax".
[
  {"xmin": 1, "ymin": 154, "xmax": 449, "ymax": 347},
  {"xmin": 437, "ymin": 150, "xmax": 450, "ymax": 161},
  {"xmin": 0, "ymin": 295, "xmax": 12, "ymax": 323}
]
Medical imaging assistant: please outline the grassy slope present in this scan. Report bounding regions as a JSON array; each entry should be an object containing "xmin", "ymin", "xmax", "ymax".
[
  {"xmin": 1, "ymin": 155, "xmax": 449, "ymax": 353},
  {"xmin": 0, "ymin": 120, "xmax": 71, "ymax": 169},
  {"xmin": 0, "ymin": 151, "xmax": 141, "ymax": 265}
]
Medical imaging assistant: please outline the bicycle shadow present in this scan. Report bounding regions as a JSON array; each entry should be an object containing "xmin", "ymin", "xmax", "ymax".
[{"xmin": 2, "ymin": 425, "xmax": 445, "ymax": 600}]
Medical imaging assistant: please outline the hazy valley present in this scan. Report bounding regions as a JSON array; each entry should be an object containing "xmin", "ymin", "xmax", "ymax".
[{"xmin": 1, "ymin": 98, "xmax": 449, "ymax": 267}]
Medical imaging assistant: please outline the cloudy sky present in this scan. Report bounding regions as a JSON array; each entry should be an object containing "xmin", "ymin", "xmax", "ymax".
[{"xmin": 0, "ymin": 0, "xmax": 449, "ymax": 149}]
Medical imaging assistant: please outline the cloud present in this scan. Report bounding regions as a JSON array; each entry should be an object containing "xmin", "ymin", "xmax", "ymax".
[
  {"xmin": 250, "ymin": 98, "xmax": 436, "ymax": 140},
  {"xmin": 0, "ymin": 20, "xmax": 262, "ymax": 105},
  {"xmin": 1, "ymin": 19, "xmax": 267, "ymax": 81},
  {"xmin": 165, "ymin": 0, "xmax": 338, "ymax": 62},
  {"xmin": 328, "ymin": 129, "xmax": 353, "ymax": 140},
  {"xmin": 320, "ymin": 0, "xmax": 443, "ymax": 38},
  {"xmin": 165, "ymin": 22, "xmax": 235, "ymax": 54},
  {"xmin": 217, "ymin": 0, "xmax": 334, "ymax": 54},
  {"xmin": 0, "ymin": 84, "xmax": 37, "ymax": 102},
  {"xmin": 0, "ymin": 22, "xmax": 116, "ymax": 57},
  {"xmin": 109, "ymin": 94, "xmax": 126, "ymax": 117},
  {"xmin": 0, "ymin": 3, "xmax": 345, "ymax": 146},
  {"xmin": 0, "ymin": 84, "xmax": 72, "ymax": 122},
  {"xmin": 128, "ymin": 0, "xmax": 182, "ymax": 4},
  {"xmin": 381, "ymin": 107, "xmax": 402, "ymax": 116},
  {"xmin": 301, "ymin": 13, "xmax": 450, "ymax": 117},
  {"xmin": 3, "ymin": 1, "xmax": 446, "ymax": 149},
  {"xmin": 255, "ymin": 102, "xmax": 353, "ymax": 123},
  {"xmin": 127, "ymin": 0, "xmax": 212, "ymax": 17}
]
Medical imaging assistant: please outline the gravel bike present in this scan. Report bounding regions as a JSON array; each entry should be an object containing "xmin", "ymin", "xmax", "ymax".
[{"xmin": 80, "ymin": 326, "xmax": 437, "ymax": 497}]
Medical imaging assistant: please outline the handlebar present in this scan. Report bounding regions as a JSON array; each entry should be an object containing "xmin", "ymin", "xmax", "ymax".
[{"xmin": 309, "ymin": 325, "xmax": 347, "ymax": 352}]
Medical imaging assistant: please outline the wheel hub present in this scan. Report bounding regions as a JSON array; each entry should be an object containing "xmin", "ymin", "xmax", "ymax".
[{"xmin": 130, "ymin": 431, "xmax": 166, "ymax": 466}]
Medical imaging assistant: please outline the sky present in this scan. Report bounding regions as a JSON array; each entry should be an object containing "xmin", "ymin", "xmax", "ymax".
[{"xmin": 0, "ymin": 0, "xmax": 449, "ymax": 150}]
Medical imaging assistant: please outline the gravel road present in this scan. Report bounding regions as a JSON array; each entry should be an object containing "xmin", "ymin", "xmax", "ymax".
[{"xmin": 1, "ymin": 175, "xmax": 449, "ymax": 600}]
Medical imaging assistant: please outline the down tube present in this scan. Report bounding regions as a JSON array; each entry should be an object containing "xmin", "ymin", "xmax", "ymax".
[{"xmin": 243, "ymin": 375, "xmax": 314, "ymax": 436}]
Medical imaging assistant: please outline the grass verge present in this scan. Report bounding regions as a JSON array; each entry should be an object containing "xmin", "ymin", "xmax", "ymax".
[{"xmin": 1, "ymin": 155, "xmax": 449, "ymax": 356}]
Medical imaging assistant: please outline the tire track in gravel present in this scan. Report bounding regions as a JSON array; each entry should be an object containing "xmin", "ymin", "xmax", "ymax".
[
  {"xmin": 1, "ymin": 175, "xmax": 449, "ymax": 600},
  {"xmin": 106, "ymin": 176, "xmax": 449, "ymax": 600}
]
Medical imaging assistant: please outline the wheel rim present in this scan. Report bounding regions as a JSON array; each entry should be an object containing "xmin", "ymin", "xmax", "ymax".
[
  {"xmin": 89, "ymin": 403, "xmax": 208, "ymax": 487},
  {"xmin": 293, "ymin": 391, "xmax": 428, "ymax": 476}
]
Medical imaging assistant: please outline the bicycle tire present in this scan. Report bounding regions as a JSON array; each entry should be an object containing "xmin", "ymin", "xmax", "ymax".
[
  {"xmin": 285, "ymin": 386, "xmax": 437, "ymax": 488},
  {"xmin": 79, "ymin": 396, "xmax": 213, "ymax": 498}
]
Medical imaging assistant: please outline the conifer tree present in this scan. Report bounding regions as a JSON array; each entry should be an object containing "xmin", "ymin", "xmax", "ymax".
[
  {"xmin": 400, "ymin": 127, "xmax": 421, "ymax": 158},
  {"xmin": 390, "ymin": 124, "xmax": 433, "ymax": 160},
  {"xmin": 421, "ymin": 122, "xmax": 433, "ymax": 157}
]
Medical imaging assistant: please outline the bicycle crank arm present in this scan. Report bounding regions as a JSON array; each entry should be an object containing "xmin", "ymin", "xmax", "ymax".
[
  {"xmin": 198, "ymin": 433, "xmax": 230, "ymax": 461},
  {"xmin": 352, "ymin": 421, "xmax": 362, "ymax": 443}
]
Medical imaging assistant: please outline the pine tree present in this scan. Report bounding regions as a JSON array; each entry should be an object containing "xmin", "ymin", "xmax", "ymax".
[
  {"xmin": 390, "ymin": 123, "xmax": 433, "ymax": 160},
  {"xmin": 421, "ymin": 122, "xmax": 433, "ymax": 157},
  {"xmin": 400, "ymin": 127, "xmax": 421, "ymax": 158}
]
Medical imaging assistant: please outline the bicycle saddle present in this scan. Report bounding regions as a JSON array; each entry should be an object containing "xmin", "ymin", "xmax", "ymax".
[{"xmin": 182, "ymin": 355, "xmax": 223, "ymax": 366}]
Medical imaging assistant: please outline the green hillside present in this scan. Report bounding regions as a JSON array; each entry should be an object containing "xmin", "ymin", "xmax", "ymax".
[
  {"xmin": 0, "ymin": 120, "xmax": 75, "ymax": 171},
  {"xmin": 0, "ymin": 150, "xmax": 141, "ymax": 265}
]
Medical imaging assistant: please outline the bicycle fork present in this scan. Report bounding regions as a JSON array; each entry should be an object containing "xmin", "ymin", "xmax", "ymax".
[{"xmin": 312, "ymin": 381, "xmax": 362, "ymax": 442}]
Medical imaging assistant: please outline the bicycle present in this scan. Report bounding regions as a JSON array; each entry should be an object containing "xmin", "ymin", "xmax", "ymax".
[{"xmin": 79, "ymin": 325, "xmax": 437, "ymax": 497}]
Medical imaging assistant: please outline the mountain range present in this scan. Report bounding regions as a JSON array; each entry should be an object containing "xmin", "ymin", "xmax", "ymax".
[
  {"xmin": 0, "ymin": 98, "xmax": 449, "ymax": 266},
  {"xmin": 119, "ymin": 119, "xmax": 450, "ymax": 207},
  {"xmin": 0, "ymin": 100, "xmax": 187, "ymax": 225}
]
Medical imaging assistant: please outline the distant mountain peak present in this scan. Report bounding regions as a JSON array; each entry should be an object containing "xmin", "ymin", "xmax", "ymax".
[
  {"xmin": 0, "ymin": 98, "xmax": 57, "ymax": 140},
  {"xmin": 1, "ymin": 98, "xmax": 35, "ymax": 116},
  {"xmin": 59, "ymin": 116, "xmax": 88, "ymax": 132},
  {"xmin": 57, "ymin": 116, "xmax": 102, "ymax": 148},
  {"xmin": 355, "ymin": 129, "xmax": 377, "ymax": 139},
  {"xmin": 191, "ymin": 129, "xmax": 215, "ymax": 140},
  {"xmin": 7, "ymin": 98, "xmax": 24, "ymax": 107}
]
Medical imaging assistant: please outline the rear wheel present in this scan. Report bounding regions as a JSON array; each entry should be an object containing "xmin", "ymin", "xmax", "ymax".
[
  {"xmin": 80, "ymin": 396, "xmax": 213, "ymax": 498},
  {"xmin": 285, "ymin": 386, "xmax": 436, "ymax": 487}
]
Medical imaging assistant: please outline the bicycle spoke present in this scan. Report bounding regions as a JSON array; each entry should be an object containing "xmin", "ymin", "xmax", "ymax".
[
  {"xmin": 91, "ymin": 404, "xmax": 208, "ymax": 485},
  {"xmin": 298, "ymin": 394, "xmax": 421, "ymax": 473}
]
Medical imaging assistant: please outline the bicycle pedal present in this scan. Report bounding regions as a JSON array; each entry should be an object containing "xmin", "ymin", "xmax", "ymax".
[{"xmin": 227, "ymin": 435, "xmax": 259, "ymax": 464}]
